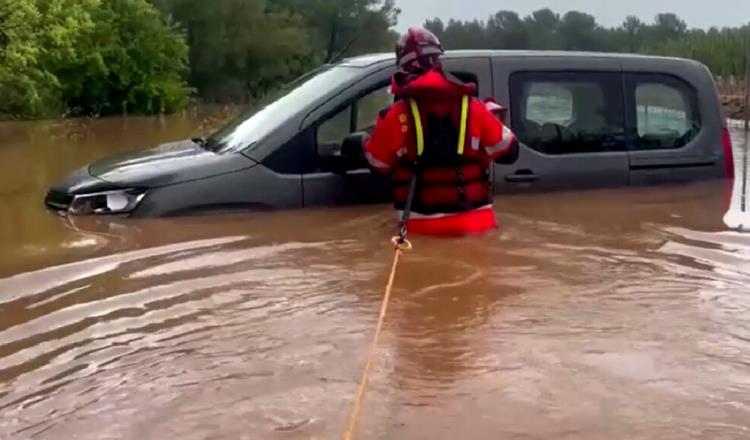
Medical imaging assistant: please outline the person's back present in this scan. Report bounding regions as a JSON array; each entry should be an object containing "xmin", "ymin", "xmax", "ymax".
[{"xmin": 365, "ymin": 27, "xmax": 519, "ymax": 237}]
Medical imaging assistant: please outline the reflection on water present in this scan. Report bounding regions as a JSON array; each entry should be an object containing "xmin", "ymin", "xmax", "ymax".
[{"xmin": 0, "ymin": 114, "xmax": 749, "ymax": 439}]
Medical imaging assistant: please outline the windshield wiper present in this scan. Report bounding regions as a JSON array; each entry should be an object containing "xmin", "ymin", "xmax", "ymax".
[
  {"xmin": 195, "ymin": 136, "xmax": 230, "ymax": 153},
  {"xmin": 192, "ymin": 136, "xmax": 222, "ymax": 152}
]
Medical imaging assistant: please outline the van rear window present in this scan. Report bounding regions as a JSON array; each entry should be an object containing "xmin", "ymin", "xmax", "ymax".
[
  {"xmin": 627, "ymin": 74, "xmax": 701, "ymax": 150},
  {"xmin": 510, "ymin": 72, "xmax": 626, "ymax": 155}
]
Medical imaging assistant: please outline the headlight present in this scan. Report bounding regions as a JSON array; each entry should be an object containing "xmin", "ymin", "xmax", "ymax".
[{"xmin": 68, "ymin": 189, "xmax": 146, "ymax": 215}]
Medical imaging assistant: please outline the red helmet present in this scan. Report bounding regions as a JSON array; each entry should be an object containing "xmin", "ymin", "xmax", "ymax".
[{"xmin": 396, "ymin": 27, "xmax": 444, "ymax": 72}]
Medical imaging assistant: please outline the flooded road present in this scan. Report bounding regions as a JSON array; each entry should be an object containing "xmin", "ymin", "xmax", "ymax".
[{"xmin": 0, "ymin": 112, "xmax": 749, "ymax": 439}]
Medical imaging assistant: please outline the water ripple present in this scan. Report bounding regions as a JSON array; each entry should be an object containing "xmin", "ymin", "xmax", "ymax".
[{"xmin": 1, "ymin": 130, "xmax": 750, "ymax": 439}]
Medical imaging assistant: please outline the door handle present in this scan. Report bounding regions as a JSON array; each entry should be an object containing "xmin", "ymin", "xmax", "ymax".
[{"xmin": 505, "ymin": 170, "xmax": 539, "ymax": 183}]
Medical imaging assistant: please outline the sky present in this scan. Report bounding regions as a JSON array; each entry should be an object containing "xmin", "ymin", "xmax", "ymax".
[{"xmin": 395, "ymin": 0, "xmax": 750, "ymax": 31}]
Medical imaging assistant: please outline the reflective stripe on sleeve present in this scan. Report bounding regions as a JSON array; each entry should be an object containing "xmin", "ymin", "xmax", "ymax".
[
  {"xmin": 485, "ymin": 125, "xmax": 516, "ymax": 155},
  {"xmin": 366, "ymin": 152, "xmax": 391, "ymax": 170}
]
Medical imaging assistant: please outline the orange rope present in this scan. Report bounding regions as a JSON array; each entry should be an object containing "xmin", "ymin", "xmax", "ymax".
[{"xmin": 343, "ymin": 237, "xmax": 412, "ymax": 440}]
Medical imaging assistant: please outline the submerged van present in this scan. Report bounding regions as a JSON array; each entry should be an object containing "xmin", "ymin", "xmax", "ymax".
[{"xmin": 45, "ymin": 50, "xmax": 735, "ymax": 217}]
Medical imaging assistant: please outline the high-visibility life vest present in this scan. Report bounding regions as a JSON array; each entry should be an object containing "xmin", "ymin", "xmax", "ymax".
[{"xmin": 393, "ymin": 95, "xmax": 493, "ymax": 216}]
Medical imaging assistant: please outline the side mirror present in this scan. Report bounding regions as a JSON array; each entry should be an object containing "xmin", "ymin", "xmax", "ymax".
[
  {"xmin": 341, "ymin": 131, "xmax": 369, "ymax": 160},
  {"xmin": 323, "ymin": 131, "xmax": 370, "ymax": 175}
]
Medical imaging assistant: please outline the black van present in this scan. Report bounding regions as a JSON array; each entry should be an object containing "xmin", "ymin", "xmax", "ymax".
[{"xmin": 45, "ymin": 50, "xmax": 735, "ymax": 217}]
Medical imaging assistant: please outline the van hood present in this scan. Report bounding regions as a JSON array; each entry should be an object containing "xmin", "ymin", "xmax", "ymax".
[{"xmin": 89, "ymin": 139, "xmax": 256, "ymax": 188}]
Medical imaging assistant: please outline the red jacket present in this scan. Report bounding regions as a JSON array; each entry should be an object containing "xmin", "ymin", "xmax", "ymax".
[{"xmin": 365, "ymin": 68, "xmax": 518, "ymax": 237}]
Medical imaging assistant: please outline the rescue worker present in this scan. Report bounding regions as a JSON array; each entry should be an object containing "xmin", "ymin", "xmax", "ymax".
[{"xmin": 364, "ymin": 27, "xmax": 519, "ymax": 237}]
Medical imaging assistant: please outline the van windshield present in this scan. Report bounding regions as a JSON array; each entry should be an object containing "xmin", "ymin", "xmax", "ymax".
[{"xmin": 207, "ymin": 65, "xmax": 361, "ymax": 154}]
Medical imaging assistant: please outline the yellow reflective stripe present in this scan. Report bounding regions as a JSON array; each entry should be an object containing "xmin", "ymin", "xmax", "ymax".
[
  {"xmin": 409, "ymin": 99, "xmax": 424, "ymax": 156},
  {"xmin": 457, "ymin": 95, "xmax": 469, "ymax": 155}
]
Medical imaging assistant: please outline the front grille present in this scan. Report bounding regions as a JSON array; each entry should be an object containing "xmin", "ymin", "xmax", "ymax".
[{"xmin": 45, "ymin": 190, "xmax": 73, "ymax": 211}]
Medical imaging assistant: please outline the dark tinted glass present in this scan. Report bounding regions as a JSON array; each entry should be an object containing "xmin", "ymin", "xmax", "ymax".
[
  {"xmin": 314, "ymin": 86, "xmax": 390, "ymax": 172},
  {"xmin": 208, "ymin": 66, "xmax": 361, "ymax": 154},
  {"xmin": 510, "ymin": 72, "xmax": 626, "ymax": 155},
  {"xmin": 626, "ymin": 73, "xmax": 701, "ymax": 150}
]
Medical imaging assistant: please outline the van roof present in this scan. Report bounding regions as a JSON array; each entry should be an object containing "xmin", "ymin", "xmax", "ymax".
[{"xmin": 340, "ymin": 50, "xmax": 703, "ymax": 68}]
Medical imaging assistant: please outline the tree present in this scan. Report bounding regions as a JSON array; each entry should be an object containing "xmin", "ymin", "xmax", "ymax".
[
  {"xmin": 0, "ymin": 0, "xmax": 56, "ymax": 118},
  {"xmin": 4, "ymin": 3, "xmax": 749, "ymax": 120},
  {"xmin": 0, "ymin": 0, "xmax": 190, "ymax": 119},
  {"xmin": 524, "ymin": 8, "xmax": 562, "ymax": 50},
  {"xmin": 433, "ymin": 18, "xmax": 488, "ymax": 50},
  {"xmin": 159, "ymin": 0, "xmax": 314, "ymax": 101},
  {"xmin": 424, "ymin": 18, "xmax": 445, "ymax": 38},
  {"xmin": 49, "ymin": 0, "xmax": 191, "ymax": 116},
  {"xmin": 420, "ymin": 8, "xmax": 750, "ymax": 78},
  {"xmin": 155, "ymin": 0, "xmax": 400, "ymax": 102},
  {"xmin": 486, "ymin": 11, "xmax": 528, "ymax": 49},
  {"xmin": 345, "ymin": 0, "xmax": 401, "ymax": 58},
  {"xmin": 653, "ymin": 13, "xmax": 687, "ymax": 41},
  {"xmin": 270, "ymin": 0, "xmax": 400, "ymax": 62},
  {"xmin": 558, "ymin": 11, "xmax": 599, "ymax": 50},
  {"xmin": 622, "ymin": 16, "xmax": 645, "ymax": 52}
]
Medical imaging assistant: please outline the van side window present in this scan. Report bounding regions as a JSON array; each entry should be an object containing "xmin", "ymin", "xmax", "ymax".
[
  {"xmin": 628, "ymin": 75, "xmax": 701, "ymax": 150},
  {"xmin": 525, "ymin": 83, "xmax": 573, "ymax": 125},
  {"xmin": 355, "ymin": 87, "xmax": 393, "ymax": 132},
  {"xmin": 318, "ymin": 107, "xmax": 352, "ymax": 149},
  {"xmin": 510, "ymin": 72, "xmax": 626, "ymax": 155},
  {"xmin": 316, "ymin": 85, "xmax": 391, "ymax": 172}
]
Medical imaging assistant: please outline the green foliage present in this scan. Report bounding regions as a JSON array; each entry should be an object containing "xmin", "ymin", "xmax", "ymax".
[
  {"xmin": 4, "ymin": 1, "xmax": 746, "ymax": 121},
  {"xmin": 269, "ymin": 0, "xmax": 399, "ymax": 62},
  {"xmin": 424, "ymin": 8, "xmax": 750, "ymax": 78},
  {"xmin": 485, "ymin": 11, "xmax": 529, "ymax": 50},
  {"xmin": 0, "ymin": 0, "xmax": 57, "ymax": 118},
  {"xmin": 151, "ymin": 0, "xmax": 400, "ymax": 102},
  {"xmin": 0, "ymin": 0, "xmax": 190, "ymax": 119},
  {"xmin": 158, "ymin": 0, "xmax": 314, "ymax": 102},
  {"xmin": 0, "ymin": 0, "xmax": 399, "ymax": 119},
  {"xmin": 53, "ymin": 0, "xmax": 191, "ymax": 116}
]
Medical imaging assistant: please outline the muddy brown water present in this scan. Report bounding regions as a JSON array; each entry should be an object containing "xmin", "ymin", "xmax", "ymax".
[{"xmin": 0, "ymin": 110, "xmax": 749, "ymax": 439}]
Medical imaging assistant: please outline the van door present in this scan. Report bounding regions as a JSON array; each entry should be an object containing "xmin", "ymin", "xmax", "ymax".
[
  {"xmin": 300, "ymin": 67, "xmax": 394, "ymax": 207},
  {"xmin": 491, "ymin": 59, "xmax": 630, "ymax": 193},
  {"xmin": 301, "ymin": 57, "xmax": 494, "ymax": 207}
]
